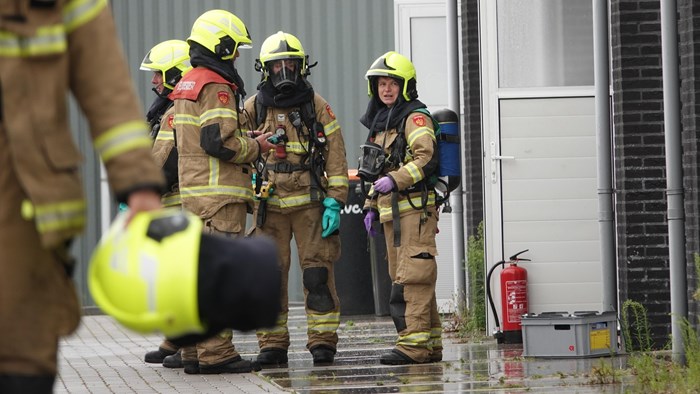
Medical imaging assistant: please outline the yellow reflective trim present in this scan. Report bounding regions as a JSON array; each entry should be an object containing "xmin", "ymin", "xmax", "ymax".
[
  {"xmin": 33, "ymin": 199, "xmax": 87, "ymax": 233},
  {"xmin": 407, "ymin": 126, "xmax": 435, "ymax": 147},
  {"xmin": 234, "ymin": 136, "xmax": 248, "ymax": 162},
  {"xmin": 200, "ymin": 108, "xmax": 237, "ymax": 124},
  {"xmin": 155, "ymin": 130, "xmax": 174, "ymax": 141},
  {"xmin": 404, "ymin": 162, "xmax": 423, "ymax": 184},
  {"xmin": 94, "ymin": 120, "xmax": 152, "ymax": 162},
  {"xmin": 324, "ymin": 119, "xmax": 340, "ymax": 136},
  {"xmin": 307, "ymin": 312, "xmax": 340, "ymax": 333},
  {"xmin": 285, "ymin": 141, "xmax": 310, "ymax": 154},
  {"xmin": 378, "ymin": 193, "xmax": 436, "ymax": 218},
  {"xmin": 162, "ymin": 194, "xmax": 181, "ymax": 207},
  {"xmin": 180, "ymin": 185, "xmax": 253, "ymax": 199},
  {"xmin": 64, "ymin": 0, "xmax": 107, "ymax": 33},
  {"xmin": 174, "ymin": 114, "xmax": 199, "ymax": 126},
  {"xmin": 208, "ymin": 157, "xmax": 219, "ymax": 185},
  {"xmin": 327, "ymin": 175, "xmax": 349, "ymax": 187},
  {"xmin": 0, "ymin": 25, "xmax": 66, "ymax": 57},
  {"xmin": 397, "ymin": 331, "xmax": 430, "ymax": 348},
  {"xmin": 267, "ymin": 193, "xmax": 311, "ymax": 209}
]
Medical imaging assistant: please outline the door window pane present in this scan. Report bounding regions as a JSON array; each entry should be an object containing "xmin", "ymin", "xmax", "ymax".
[{"xmin": 497, "ymin": 0, "xmax": 593, "ymax": 88}]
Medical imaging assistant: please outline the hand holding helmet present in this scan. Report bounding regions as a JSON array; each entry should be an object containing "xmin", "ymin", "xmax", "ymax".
[
  {"xmin": 363, "ymin": 210, "xmax": 377, "ymax": 237},
  {"xmin": 89, "ymin": 208, "xmax": 281, "ymax": 341}
]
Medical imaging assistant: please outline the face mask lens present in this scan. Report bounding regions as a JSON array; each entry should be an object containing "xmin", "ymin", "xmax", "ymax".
[{"xmin": 358, "ymin": 142, "xmax": 385, "ymax": 182}]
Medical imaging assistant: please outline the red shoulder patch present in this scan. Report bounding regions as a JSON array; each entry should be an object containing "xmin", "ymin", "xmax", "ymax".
[
  {"xmin": 413, "ymin": 114, "xmax": 427, "ymax": 127},
  {"xmin": 218, "ymin": 91, "xmax": 230, "ymax": 105},
  {"xmin": 167, "ymin": 114, "xmax": 174, "ymax": 129},
  {"xmin": 325, "ymin": 104, "xmax": 336, "ymax": 120}
]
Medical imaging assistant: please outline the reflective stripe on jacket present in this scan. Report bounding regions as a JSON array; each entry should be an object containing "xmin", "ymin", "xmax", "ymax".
[{"xmin": 0, "ymin": 0, "xmax": 164, "ymax": 248}]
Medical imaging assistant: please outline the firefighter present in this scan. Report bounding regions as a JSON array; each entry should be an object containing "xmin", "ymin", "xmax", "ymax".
[
  {"xmin": 0, "ymin": 1, "xmax": 164, "ymax": 392},
  {"xmin": 138, "ymin": 39, "xmax": 192, "ymax": 366},
  {"xmin": 242, "ymin": 31, "xmax": 349, "ymax": 368},
  {"xmin": 168, "ymin": 9, "xmax": 275, "ymax": 375},
  {"xmin": 360, "ymin": 51, "xmax": 443, "ymax": 365}
]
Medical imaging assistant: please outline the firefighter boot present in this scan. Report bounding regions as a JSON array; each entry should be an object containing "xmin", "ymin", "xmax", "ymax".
[
  {"xmin": 145, "ymin": 346, "xmax": 177, "ymax": 364},
  {"xmin": 379, "ymin": 349, "xmax": 421, "ymax": 365},
  {"xmin": 429, "ymin": 347, "xmax": 443, "ymax": 363},
  {"xmin": 197, "ymin": 356, "xmax": 261, "ymax": 374},
  {"xmin": 256, "ymin": 348, "xmax": 288, "ymax": 368},
  {"xmin": 162, "ymin": 349, "xmax": 183, "ymax": 368},
  {"xmin": 310, "ymin": 345, "xmax": 336, "ymax": 366}
]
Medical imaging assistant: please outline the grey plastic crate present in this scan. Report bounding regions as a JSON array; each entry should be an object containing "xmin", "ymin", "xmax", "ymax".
[{"xmin": 521, "ymin": 311, "xmax": 618, "ymax": 358}]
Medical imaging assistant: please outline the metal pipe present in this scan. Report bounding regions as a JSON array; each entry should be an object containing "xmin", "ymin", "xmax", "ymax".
[
  {"xmin": 660, "ymin": 0, "xmax": 687, "ymax": 365},
  {"xmin": 592, "ymin": 0, "xmax": 617, "ymax": 313},
  {"xmin": 447, "ymin": 0, "xmax": 466, "ymax": 305}
]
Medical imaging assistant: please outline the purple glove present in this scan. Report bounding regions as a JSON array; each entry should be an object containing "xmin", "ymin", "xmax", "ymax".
[
  {"xmin": 363, "ymin": 211, "xmax": 377, "ymax": 237},
  {"xmin": 373, "ymin": 176, "xmax": 395, "ymax": 194}
]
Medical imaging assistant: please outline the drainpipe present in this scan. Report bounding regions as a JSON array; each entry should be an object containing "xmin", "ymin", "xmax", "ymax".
[
  {"xmin": 446, "ymin": 0, "xmax": 466, "ymax": 306},
  {"xmin": 592, "ymin": 0, "xmax": 617, "ymax": 313},
  {"xmin": 660, "ymin": 0, "xmax": 687, "ymax": 365}
]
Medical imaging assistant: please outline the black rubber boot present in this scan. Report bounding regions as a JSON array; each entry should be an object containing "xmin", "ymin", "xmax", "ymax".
[
  {"xmin": 256, "ymin": 348, "xmax": 288, "ymax": 368},
  {"xmin": 310, "ymin": 345, "xmax": 336, "ymax": 366},
  {"xmin": 197, "ymin": 356, "xmax": 261, "ymax": 374},
  {"xmin": 162, "ymin": 349, "xmax": 183, "ymax": 368},
  {"xmin": 379, "ymin": 349, "xmax": 420, "ymax": 365},
  {"xmin": 145, "ymin": 346, "xmax": 177, "ymax": 364},
  {"xmin": 183, "ymin": 360, "xmax": 200, "ymax": 374}
]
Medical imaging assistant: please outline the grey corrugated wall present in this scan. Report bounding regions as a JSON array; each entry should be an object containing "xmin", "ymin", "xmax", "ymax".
[{"xmin": 73, "ymin": 1, "xmax": 393, "ymax": 306}]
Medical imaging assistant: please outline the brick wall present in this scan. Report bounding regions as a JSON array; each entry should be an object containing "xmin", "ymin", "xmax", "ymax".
[
  {"xmin": 461, "ymin": 0, "xmax": 483, "ymax": 237},
  {"xmin": 610, "ymin": 0, "xmax": 670, "ymax": 347},
  {"xmin": 678, "ymin": 0, "xmax": 700, "ymax": 323}
]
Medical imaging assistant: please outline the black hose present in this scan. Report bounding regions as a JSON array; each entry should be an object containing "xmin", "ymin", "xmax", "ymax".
[{"xmin": 486, "ymin": 260, "xmax": 505, "ymax": 330}]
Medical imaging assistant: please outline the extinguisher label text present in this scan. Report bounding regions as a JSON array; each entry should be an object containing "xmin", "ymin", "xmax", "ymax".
[{"xmin": 505, "ymin": 280, "xmax": 528, "ymax": 324}]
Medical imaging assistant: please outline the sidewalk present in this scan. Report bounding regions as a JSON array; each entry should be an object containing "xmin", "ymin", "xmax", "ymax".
[{"xmin": 56, "ymin": 306, "xmax": 632, "ymax": 393}]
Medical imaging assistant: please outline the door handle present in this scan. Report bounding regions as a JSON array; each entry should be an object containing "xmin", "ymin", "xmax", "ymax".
[
  {"xmin": 489, "ymin": 141, "xmax": 515, "ymax": 183},
  {"xmin": 492, "ymin": 155, "xmax": 514, "ymax": 160}
]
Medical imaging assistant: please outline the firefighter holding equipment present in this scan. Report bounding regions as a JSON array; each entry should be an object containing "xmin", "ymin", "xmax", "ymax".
[
  {"xmin": 167, "ymin": 9, "xmax": 275, "ymax": 375},
  {"xmin": 360, "ymin": 51, "xmax": 443, "ymax": 365},
  {"xmin": 243, "ymin": 31, "xmax": 349, "ymax": 367},
  {"xmin": 139, "ymin": 39, "xmax": 192, "ymax": 365},
  {"xmin": 0, "ymin": 0, "xmax": 165, "ymax": 392}
]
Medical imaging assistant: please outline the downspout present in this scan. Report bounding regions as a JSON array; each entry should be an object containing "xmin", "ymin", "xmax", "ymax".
[
  {"xmin": 592, "ymin": 0, "xmax": 617, "ymax": 313},
  {"xmin": 447, "ymin": 0, "xmax": 466, "ymax": 305},
  {"xmin": 660, "ymin": 0, "xmax": 687, "ymax": 365}
]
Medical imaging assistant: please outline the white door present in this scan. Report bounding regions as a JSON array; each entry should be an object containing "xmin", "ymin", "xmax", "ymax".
[
  {"xmin": 395, "ymin": 0, "xmax": 459, "ymax": 311},
  {"xmin": 481, "ymin": 0, "xmax": 603, "ymax": 332}
]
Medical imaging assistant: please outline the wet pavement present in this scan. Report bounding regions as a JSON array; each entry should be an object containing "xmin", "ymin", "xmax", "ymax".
[{"xmin": 57, "ymin": 306, "xmax": 634, "ymax": 393}]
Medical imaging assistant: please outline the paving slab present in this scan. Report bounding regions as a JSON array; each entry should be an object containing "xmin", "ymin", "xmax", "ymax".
[{"xmin": 56, "ymin": 306, "xmax": 633, "ymax": 393}]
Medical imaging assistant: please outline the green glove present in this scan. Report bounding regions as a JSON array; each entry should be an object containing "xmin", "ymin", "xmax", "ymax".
[
  {"xmin": 118, "ymin": 203, "xmax": 129, "ymax": 213},
  {"xmin": 321, "ymin": 197, "xmax": 341, "ymax": 238}
]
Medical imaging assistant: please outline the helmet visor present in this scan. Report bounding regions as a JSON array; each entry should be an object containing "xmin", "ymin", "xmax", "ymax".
[{"xmin": 268, "ymin": 59, "xmax": 300, "ymax": 92}]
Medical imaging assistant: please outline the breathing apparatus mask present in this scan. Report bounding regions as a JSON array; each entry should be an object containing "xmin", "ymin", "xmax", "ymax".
[
  {"xmin": 357, "ymin": 142, "xmax": 386, "ymax": 183},
  {"xmin": 268, "ymin": 59, "xmax": 300, "ymax": 94}
]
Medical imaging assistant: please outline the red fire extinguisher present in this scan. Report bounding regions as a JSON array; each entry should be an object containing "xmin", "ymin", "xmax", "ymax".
[{"xmin": 486, "ymin": 249, "xmax": 530, "ymax": 344}]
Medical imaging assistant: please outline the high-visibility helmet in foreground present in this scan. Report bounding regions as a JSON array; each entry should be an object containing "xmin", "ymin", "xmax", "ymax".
[
  {"xmin": 140, "ymin": 40, "xmax": 192, "ymax": 91},
  {"xmin": 89, "ymin": 208, "xmax": 282, "ymax": 342},
  {"xmin": 188, "ymin": 9, "xmax": 252, "ymax": 60},
  {"xmin": 365, "ymin": 51, "xmax": 418, "ymax": 101},
  {"xmin": 258, "ymin": 31, "xmax": 308, "ymax": 92},
  {"xmin": 89, "ymin": 208, "xmax": 204, "ymax": 337}
]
